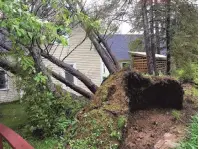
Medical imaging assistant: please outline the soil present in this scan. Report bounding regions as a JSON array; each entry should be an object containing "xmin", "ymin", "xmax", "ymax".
[{"xmin": 120, "ymin": 83, "xmax": 197, "ymax": 149}]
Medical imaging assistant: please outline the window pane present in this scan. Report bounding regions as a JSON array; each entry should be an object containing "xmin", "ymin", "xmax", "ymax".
[
  {"xmin": 65, "ymin": 64, "xmax": 74, "ymax": 83},
  {"xmin": 0, "ymin": 71, "xmax": 6, "ymax": 89}
]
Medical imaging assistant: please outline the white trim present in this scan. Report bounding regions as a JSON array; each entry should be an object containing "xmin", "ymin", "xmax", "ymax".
[
  {"xmin": 128, "ymin": 51, "xmax": 167, "ymax": 60},
  {"xmin": 100, "ymin": 59, "xmax": 110, "ymax": 82},
  {"xmin": 100, "ymin": 58, "xmax": 103, "ymax": 83}
]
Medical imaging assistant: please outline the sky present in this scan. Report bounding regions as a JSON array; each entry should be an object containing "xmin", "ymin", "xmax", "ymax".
[
  {"xmin": 85, "ymin": 0, "xmax": 133, "ymax": 34},
  {"xmin": 118, "ymin": 22, "xmax": 132, "ymax": 34}
]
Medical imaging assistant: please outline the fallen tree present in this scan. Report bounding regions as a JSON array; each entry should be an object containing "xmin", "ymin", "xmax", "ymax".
[{"xmin": 0, "ymin": 0, "xmax": 184, "ymax": 145}]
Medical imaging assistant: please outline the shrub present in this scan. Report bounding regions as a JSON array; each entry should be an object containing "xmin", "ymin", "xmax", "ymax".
[
  {"xmin": 24, "ymin": 90, "xmax": 85, "ymax": 138},
  {"xmin": 173, "ymin": 63, "xmax": 198, "ymax": 83},
  {"xmin": 17, "ymin": 73, "xmax": 86, "ymax": 138}
]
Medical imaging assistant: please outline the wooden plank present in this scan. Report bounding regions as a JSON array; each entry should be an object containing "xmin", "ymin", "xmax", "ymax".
[{"xmin": 0, "ymin": 124, "xmax": 34, "ymax": 149}]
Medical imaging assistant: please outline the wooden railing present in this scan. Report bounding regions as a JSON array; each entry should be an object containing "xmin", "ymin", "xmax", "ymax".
[{"xmin": 0, "ymin": 124, "xmax": 34, "ymax": 149}]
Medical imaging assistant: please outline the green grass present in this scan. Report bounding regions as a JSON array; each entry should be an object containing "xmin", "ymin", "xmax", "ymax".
[
  {"xmin": 178, "ymin": 115, "xmax": 198, "ymax": 149},
  {"xmin": 0, "ymin": 101, "xmax": 27, "ymax": 129},
  {"xmin": 0, "ymin": 101, "xmax": 60, "ymax": 149}
]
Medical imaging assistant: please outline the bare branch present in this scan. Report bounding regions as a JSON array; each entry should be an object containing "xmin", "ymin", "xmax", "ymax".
[{"xmin": 62, "ymin": 34, "xmax": 88, "ymax": 61}]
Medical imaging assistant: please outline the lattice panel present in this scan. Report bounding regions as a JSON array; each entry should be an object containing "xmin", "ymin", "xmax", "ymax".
[{"xmin": 132, "ymin": 56, "xmax": 166, "ymax": 74}]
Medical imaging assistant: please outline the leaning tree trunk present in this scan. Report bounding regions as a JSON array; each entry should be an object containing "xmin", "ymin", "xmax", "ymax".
[
  {"xmin": 41, "ymin": 51, "xmax": 98, "ymax": 94},
  {"xmin": 29, "ymin": 46, "xmax": 57, "ymax": 95},
  {"xmin": 67, "ymin": 1, "xmax": 120, "ymax": 74},
  {"xmin": 65, "ymin": 69, "xmax": 184, "ymax": 148}
]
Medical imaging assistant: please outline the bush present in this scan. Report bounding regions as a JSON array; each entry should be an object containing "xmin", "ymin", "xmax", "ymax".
[
  {"xmin": 173, "ymin": 63, "xmax": 198, "ymax": 83},
  {"xmin": 24, "ymin": 90, "xmax": 85, "ymax": 138},
  {"xmin": 13, "ymin": 53, "xmax": 87, "ymax": 138},
  {"xmin": 18, "ymin": 72, "xmax": 86, "ymax": 138}
]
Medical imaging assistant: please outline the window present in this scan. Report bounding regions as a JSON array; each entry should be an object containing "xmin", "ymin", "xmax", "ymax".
[
  {"xmin": 0, "ymin": 70, "xmax": 7, "ymax": 90},
  {"xmin": 65, "ymin": 64, "xmax": 75, "ymax": 84},
  {"xmin": 121, "ymin": 62, "xmax": 130, "ymax": 68},
  {"xmin": 55, "ymin": 28, "xmax": 69, "ymax": 45}
]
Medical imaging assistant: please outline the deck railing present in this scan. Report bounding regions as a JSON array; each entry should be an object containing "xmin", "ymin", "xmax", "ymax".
[{"xmin": 0, "ymin": 124, "xmax": 34, "ymax": 149}]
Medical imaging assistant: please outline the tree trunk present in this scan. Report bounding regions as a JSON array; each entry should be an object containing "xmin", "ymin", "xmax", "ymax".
[
  {"xmin": 0, "ymin": 58, "xmax": 20, "ymax": 74},
  {"xmin": 154, "ymin": 0, "xmax": 161, "ymax": 54},
  {"xmin": 166, "ymin": 0, "xmax": 171, "ymax": 75},
  {"xmin": 149, "ymin": 0, "xmax": 157, "ymax": 75},
  {"xmin": 51, "ymin": 70, "xmax": 93, "ymax": 99},
  {"xmin": 87, "ymin": 31, "xmax": 118, "ymax": 74},
  {"xmin": 29, "ymin": 46, "xmax": 57, "ymax": 94},
  {"xmin": 142, "ymin": 0, "xmax": 155, "ymax": 75},
  {"xmin": 67, "ymin": 1, "xmax": 120, "ymax": 74},
  {"xmin": 95, "ymin": 32, "xmax": 121, "ymax": 71}
]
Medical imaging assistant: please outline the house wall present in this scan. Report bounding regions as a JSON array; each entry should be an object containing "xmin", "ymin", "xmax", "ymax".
[
  {"xmin": 43, "ymin": 27, "xmax": 102, "ymax": 95},
  {"xmin": 0, "ymin": 72, "xmax": 19, "ymax": 103}
]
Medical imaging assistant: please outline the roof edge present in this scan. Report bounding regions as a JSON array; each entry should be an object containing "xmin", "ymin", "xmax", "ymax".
[{"xmin": 128, "ymin": 51, "xmax": 167, "ymax": 60}]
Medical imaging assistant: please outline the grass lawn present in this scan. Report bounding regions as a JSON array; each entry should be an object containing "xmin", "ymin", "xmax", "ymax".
[
  {"xmin": 0, "ymin": 101, "xmax": 27, "ymax": 130},
  {"xmin": 0, "ymin": 101, "xmax": 59, "ymax": 149}
]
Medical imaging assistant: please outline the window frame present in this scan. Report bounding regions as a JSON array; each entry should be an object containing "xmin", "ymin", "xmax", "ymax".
[
  {"xmin": 100, "ymin": 59, "xmax": 110, "ymax": 83},
  {"xmin": 0, "ymin": 69, "xmax": 8, "ymax": 91}
]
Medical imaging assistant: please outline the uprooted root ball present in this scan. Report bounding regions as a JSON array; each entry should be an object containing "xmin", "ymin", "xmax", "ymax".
[
  {"xmin": 124, "ymin": 71, "xmax": 184, "ymax": 112},
  {"xmin": 66, "ymin": 70, "xmax": 184, "ymax": 149}
]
